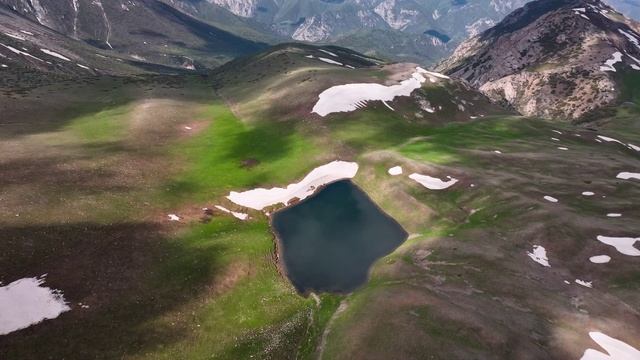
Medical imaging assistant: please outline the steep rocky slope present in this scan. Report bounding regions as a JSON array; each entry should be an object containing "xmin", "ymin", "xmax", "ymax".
[
  {"xmin": 438, "ymin": 0, "xmax": 640, "ymax": 120},
  {"xmin": 0, "ymin": 0, "xmax": 267, "ymax": 70}
]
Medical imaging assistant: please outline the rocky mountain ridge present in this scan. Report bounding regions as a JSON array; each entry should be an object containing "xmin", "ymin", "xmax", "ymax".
[
  {"xmin": 438, "ymin": 0, "xmax": 640, "ymax": 120},
  {"xmin": 165, "ymin": 0, "xmax": 532, "ymax": 64},
  {"xmin": 0, "ymin": 0, "xmax": 267, "ymax": 70}
]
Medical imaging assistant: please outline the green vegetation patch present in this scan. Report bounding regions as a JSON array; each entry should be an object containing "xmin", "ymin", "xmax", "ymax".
[
  {"xmin": 162, "ymin": 102, "xmax": 318, "ymax": 205},
  {"xmin": 64, "ymin": 104, "xmax": 131, "ymax": 143}
]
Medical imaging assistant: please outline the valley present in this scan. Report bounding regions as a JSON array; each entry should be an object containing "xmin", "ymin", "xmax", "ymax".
[{"xmin": 1, "ymin": 0, "xmax": 640, "ymax": 359}]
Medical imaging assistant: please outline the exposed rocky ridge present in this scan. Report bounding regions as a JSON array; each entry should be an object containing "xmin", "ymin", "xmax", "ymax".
[
  {"xmin": 0, "ymin": 0, "xmax": 267, "ymax": 70},
  {"xmin": 437, "ymin": 0, "xmax": 640, "ymax": 120}
]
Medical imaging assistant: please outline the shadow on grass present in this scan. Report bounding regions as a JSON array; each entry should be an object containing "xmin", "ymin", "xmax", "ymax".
[
  {"xmin": 0, "ymin": 75, "xmax": 210, "ymax": 140},
  {"xmin": 0, "ymin": 221, "xmax": 227, "ymax": 360}
]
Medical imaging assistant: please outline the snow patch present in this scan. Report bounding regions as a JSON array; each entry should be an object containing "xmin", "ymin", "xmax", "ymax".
[
  {"xmin": 0, "ymin": 277, "xmax": 70, "ymax": 335},
  {"xmin": 40, "ymin": 48, "xmax": 70, "ymax": 61},
  {"xmin": 544, "ymin": 196, "xmax": 558, "ymax": 203},
  {"xmin": 227, "ymin": 161, "xmax": 358, "ymax": 211},
  {"xmin": 575, "ymin": 279, "xmax": 593, "ymax": 288},
  {"xmin": 312, "ymin": 67, "xmax": 442, "ymax": 117},
  {"xmin": 600, "ymin": 51, "xmax": 623, "ymax": 72},
  {"xmin": 388, "ymin": 166, "xmax": 403, "ymax": 176},
  {"xmin": 616, "ymin": 172, "xmax": 640, "ymax": 181},
  {"xmin": 596, "ymin": 236, "xmax": 640, "ymax": 256},
  {"xmin": 598, "ymin": 135, "xmax": 625, "ymax": 146},
  {"xmin": 318, "ymin": 57, "xmax": 343, "ymax": 66},
  {"xmin": 214, "ymin": 206, "xmax": 248, "ymax": 221},
  {"xmin": 527, "ymin": 245, "xmax": 550, "ymax": 267},
  {"xmin": 167, "ymin": 214, "xmax": 180, "ymax": 221},
  {"xmin": 409, "ymin": 173, "xmax": 458, "ymax": 190},
  {"xmin": 581, "ymin": 331, "xmax": 640, "ymax": 360},
  {"xmin": 589, "ymin": 255, "xmax": 611, "ymax": 264},
  {"xmin": 0, "ymin": 43, "xmax": 43, "ymax": 62},
  {"xmin": 319, "ymin": 49, "xmax": 337, "ymax": 57},
  {"xmin": 582, "ymin": 191, "xmax": 595, "ymax": 196}
]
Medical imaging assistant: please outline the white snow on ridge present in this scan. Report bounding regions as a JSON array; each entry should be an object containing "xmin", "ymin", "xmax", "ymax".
[
  {"xmin": 0, "ymin": 277, "xmax": 70, "ymax": 335},
  {"xmin": 575, "ymin": 279, "xmax": 593, "ymax": 288},
  {"xmin": 4, "ymin": 32, "xmax": 25, "ymax": 41},
  {"xmin": 319, "ymin": 49, "xmax": 338, "ymax": 57},
  {"xmin": 0, "ymin": 43, "xmax": 43, "ymax": 62},
  {"xmin": 420, "ymin": 68, "xmax": 450, "ymax": 80},
  {"xmin": 596, "ymin": 235, "xmax": 640, "ymax": 256},
  {"xmin": 597, "ymin": 135, "xmax": 625, "ymax": 146},
  {"xmin": 318, "ymin": 57, "xmax": 343, "ymax": 66},
  {"xmin": 581, "ymin": 331, "xmax": 640, "ymax": 360},
  {"xmin": 40, "ymin": 49, "xmax": 70, "ymax": 61},
  {"xmin": 597, "ymin": 135, "xmax": 639, "ymax": 151},
  {"xmin": 589, "ymin": 255, "xmax": 611, "ymax": 263},
  {"xmin": 312, "ymin": 67, "xmax": 443, "ymax": 117},
  {"xmin": 544, "ymin": 196, "xmax": 559, "ymax": 203},
  {"xmin": 600, "ymin": 51, "xmax": 623, "ymax": 72},
  {"xmin": 388, "ymin": 166, "xmax": 403, "ymax": 176},
  {"xmin": 409, "ymin": 173, "xmax": 458, "ymax": 190},
  {"xmin": 616, "ymin": 172, "xmax": 640, "ymax": 181},
  {"xmin": 227, "ymin": 161, "xmax": 358, "ymax": 211},
  {"xmin": 214, "ymin": 205, "xmax": 248, "ymax": 220},
  {"xmin": 527, "ymin": 245, "xmax": 550, "ymax": 267}
]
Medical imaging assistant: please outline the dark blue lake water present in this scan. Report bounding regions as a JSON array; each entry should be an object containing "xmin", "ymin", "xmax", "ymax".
[{"xmin": 272, "ymin": 180, "xmax": 407, "ymax": 293}]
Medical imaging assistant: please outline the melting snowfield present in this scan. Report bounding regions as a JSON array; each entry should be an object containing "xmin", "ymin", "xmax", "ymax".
[
  {"xmin": 0, "ymin": 277, "xmax": 70, "ymax": 335},
  {"xmin": 227, "ymin": 161, "xmax": 359, "ymax": 211},
  {"xmin": 616, "ymin": 172, "xmax": 640, "ymax": 181},
  {"xmin": 527, "ymin": 245, "xmax": 550, "ymax": 267},
  {"xmin": 409, "ymin": 173, "xmax": 458, "ymax": 190},
  {"xmin": 575, "ymin": 279, "xmax": 593, "ymax": 288},
  {"xmin": 214, "ymin": 205, "xmax": 248, "ymax": 220},
  {"xmin": 596, "ymin": 236, "xmax": 640, "ymax": 256},
  {"xmin": 40, "ymin": 49, "xmax": 70, "ymax": 61},
  {"xmin": 312, "ymin": 67, "xmax": 448, "ymax": 117},
  {"xmin": 388, "ymin": 166, "xmax": 403, "ymax": 176},
  {"xmin": 600, "ymin": 51, "xmax": 622, "ymax": 72},
  {"xmin": 581, "ymin": 331, "xmax": 640, "ymax": 359},
  {"xmin": 589, "ymin": 255, "xmax": 611, "ymax": 264}
]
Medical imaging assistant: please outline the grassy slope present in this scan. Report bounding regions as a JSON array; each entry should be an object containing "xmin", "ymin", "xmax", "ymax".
[
  {"xmin": 2, "ymin": 60, "xmax": 640, "ymax": 359},
  {"xmin": 0, "ymin": 78, "xmax": 331, "ymax": 359}
]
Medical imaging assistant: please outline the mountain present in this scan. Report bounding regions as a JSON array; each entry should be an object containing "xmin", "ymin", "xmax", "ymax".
[
  {"xmin": 438, "ymin": 0, "xmax": 640, "ymax": 120},
  {"xmin": 0, "ymin": 0, "xmax": 268, "ymax": 70},
  {"xmin": 166, "ymin": 0, "xmax": 531, "ymax": 65},
  {"xmin": 3, "ymin": 38, "xmax": 640, "ymax": 359}
]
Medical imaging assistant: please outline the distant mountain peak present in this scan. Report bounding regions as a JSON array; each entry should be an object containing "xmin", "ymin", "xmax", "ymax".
[{"xmin": 438, "ymin": 0, "xmax": 640, "ymax": 120}]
